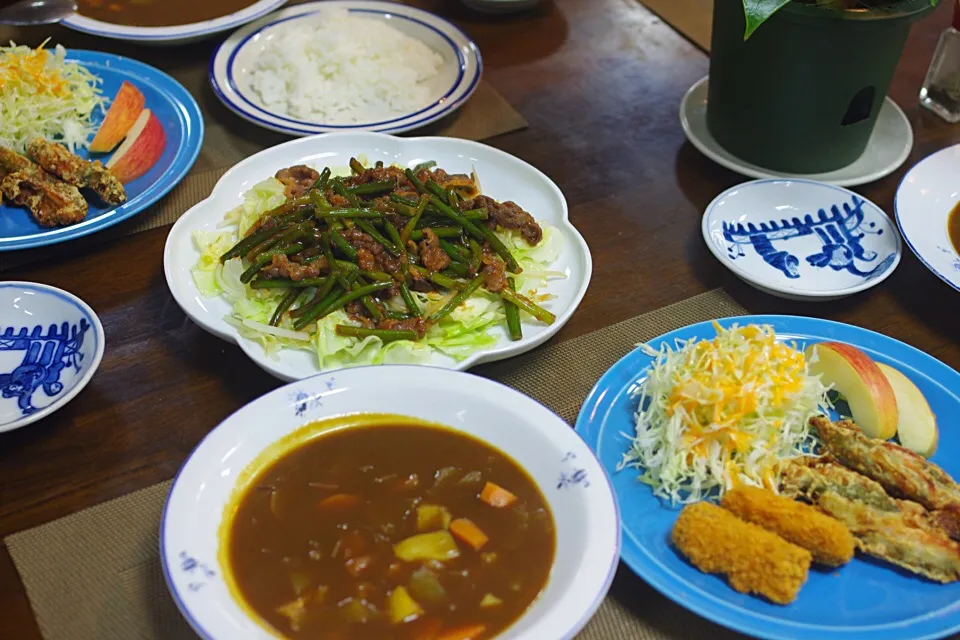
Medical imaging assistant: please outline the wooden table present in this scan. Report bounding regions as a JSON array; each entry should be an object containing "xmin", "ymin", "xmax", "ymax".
[{"xmin": 2, "ymin": 0, "xmax": 959, "ymax": 637}]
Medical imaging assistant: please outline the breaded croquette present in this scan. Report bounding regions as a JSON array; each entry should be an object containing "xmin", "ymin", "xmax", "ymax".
[
  {"xmin": 26, "ymin": 138, "xmax": 126, "ymax": 205},
  {"xmin": 721, "ymin": 485, "xmax": 855, "ymax": 567},
  {"xmin": 671, "ymin": 502, "xmax": 811, "ymax": 604}
]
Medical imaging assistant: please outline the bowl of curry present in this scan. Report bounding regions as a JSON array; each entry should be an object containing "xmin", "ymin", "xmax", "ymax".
[
  {"xmin": 62, "ymin": 0, "xmax": 288, "ymax": 43},
  {"xmin": 161, "ymin": 365, "xmax": 620, "ymax": 639}
]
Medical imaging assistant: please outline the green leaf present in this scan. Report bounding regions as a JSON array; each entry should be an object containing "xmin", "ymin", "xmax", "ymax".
[{"xmin": 742, "ymin": 0, "xmax": 792, "ymax": 39}]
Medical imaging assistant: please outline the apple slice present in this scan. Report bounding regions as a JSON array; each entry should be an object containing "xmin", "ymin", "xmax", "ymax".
[
  {"xmin": 876, "ymin": 362, "xmax": 938, "ymax": 457},
  {"xmin": 805, "ymin": 342, "xmax": 898, "ymax": 440},
  {"xmin": 89, "ymin": 81, "xmax": 145, "ymax": 153},
  {"xmin": 106, "ymin": 109, "xmax": 165, "ymax": 184}
]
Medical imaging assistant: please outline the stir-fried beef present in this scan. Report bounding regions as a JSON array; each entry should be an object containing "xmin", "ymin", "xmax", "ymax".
[
  {"xmin": 276, "ymin": 165, "xmax": 319, "ymax": 198},
  {"xmin": 418, "ymin": 228, "xmax": 451, "ymax": 272},
  {"xmin": 379, "ymin": 317, "xmax": 428, "ymax": 338},
  {"xmin": 356, "ymin": 248, "xmax": 377, "ymax": 272},
  {"xmin": 463, "ymin": 195, "xmax": 542, "ymax": 246},
  {"xmin": 263, "ymin": 254, "xmax": 326, "ymax": 281},
  {"xmin": 481, "ymin": 244, "xmax": 508, "ymax": 293},
  {"xmin": 341, "ymin": 227, "xmax": 403, "ymax": 274}
]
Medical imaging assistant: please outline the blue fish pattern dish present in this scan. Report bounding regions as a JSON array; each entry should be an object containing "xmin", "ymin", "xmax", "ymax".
[
  {"xmin": 702, "ymin": 179, "xmax": 901, "ymax": 300},
  {"xmin": 0, "ymin": 282, "xmax": 105, "ymax": 433}
]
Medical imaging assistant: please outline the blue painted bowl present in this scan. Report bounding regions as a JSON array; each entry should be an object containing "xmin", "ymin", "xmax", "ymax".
[
  {"xmin": 702, "ymin": 179, "xmax": 901, "ymax": 300},
  {"xmin": 0, "ymin": 282, "xmax": 105, "ymax": 433}
]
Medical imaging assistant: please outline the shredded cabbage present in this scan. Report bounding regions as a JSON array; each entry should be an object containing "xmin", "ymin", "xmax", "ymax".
[
  {"xmin": 618, "ymin": 322, "xmax": 830, "ymax": 505},
  {"xmin": 0, "ymin": 41, "xmax": 107, "ymax": 153},
  {"xmin": 192, "ymin": 174, "xmax": 564, "ymax": 370}
]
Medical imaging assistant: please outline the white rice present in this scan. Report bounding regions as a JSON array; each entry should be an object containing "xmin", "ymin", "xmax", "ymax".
[{"xmin": 247, "ymin": 9, "xmax": 445, "ymax": 125}]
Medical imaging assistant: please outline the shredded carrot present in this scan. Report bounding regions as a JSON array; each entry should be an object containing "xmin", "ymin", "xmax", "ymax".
[
  {"xmin": 479, "ymin": 482, "xmax": 517, "ymax": 508},
  {"xmin": 449, "ymin": 518, "xmax": 489, "ymax": 551},
  {"xmin": 318, "ymin": 493, "xmax": 362, "ymax": 511},
  {"xmin": 437, "ymin": 624, "xmax": 487, "ymax": 640}
]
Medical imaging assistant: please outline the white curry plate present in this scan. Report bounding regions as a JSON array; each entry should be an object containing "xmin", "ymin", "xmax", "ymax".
[
  {"xmin": 894, "ymin": 144, "xmax": 960, "ymax": 293},
  {"xmin": 702, "ymin": 179, "xmax": 901, "ymax": 300},
  {"xmin": 210, "ymin": 1, "xmax": 482, "ymax": 135},
  {"xmin": 160, "ymin": 365, "xmax": 621, "ymax": 639},
  {"xmin": 163, "ymin": 132, "xmax": 592, "ymax": 380}
]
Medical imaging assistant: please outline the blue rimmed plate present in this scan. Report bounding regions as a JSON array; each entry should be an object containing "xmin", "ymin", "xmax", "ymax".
[
  {"xmin": 702, "ymin": 179, "xmax": 901, "ymax": 301},
  {"xmin": 575, "ymin": 315, "xmax": 960, "ymax": 640},
  {"xmin": 0, "ymin": 50, "xmax": 203, "ymax": 252},
  {"xmin": 62, "ymin": 0, "xmax": 287, "ymax": 44},
  {"xmin": 209, "ymin": 1, "xmax": 482, "ymax": 135}
]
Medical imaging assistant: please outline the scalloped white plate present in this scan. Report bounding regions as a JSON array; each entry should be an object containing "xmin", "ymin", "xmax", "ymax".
[{"xmin": 163, "ymin": 132, "xmax": 592, "ymax": 381}]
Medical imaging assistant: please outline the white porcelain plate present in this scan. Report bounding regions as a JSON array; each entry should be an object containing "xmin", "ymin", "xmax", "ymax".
[
  {"xmin": 702, "ymin": 179, "xmax": 901, "ymax": 300},
  {"xmin": 680, "ymin": 76, "xmax": 913, "ymax": 188},
  {"xmin": 161, "ymin": 365, "xmax": 620, "ymax": 639},
  {"xmin": 61, "ymin": 0, "xmax": 287, "ymax": 43},
  {"xmin": 163, "ymin": 132, "xmax": 592, "ymax": 380},
  {"xmin": 210, "ymin": 1, "xmax": 482, "ymax": 135},
  {"xmin": 894, "ymin": 144, "xmax": 960, "ymax": 293},
  {"xmin": 0, "ymin": 282, "xmax": 105, "ymax": 433}
]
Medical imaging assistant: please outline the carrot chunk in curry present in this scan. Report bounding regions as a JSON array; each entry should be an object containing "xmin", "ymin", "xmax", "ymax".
[{"xmin": 225, "ymin": 419, "xmax": 556, "ymax": 639}]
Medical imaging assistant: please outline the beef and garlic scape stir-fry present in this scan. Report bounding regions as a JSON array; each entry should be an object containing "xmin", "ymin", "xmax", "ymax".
[{"xmin": 193, "ymin": 158, "xmax": 562, "ymax": 367}]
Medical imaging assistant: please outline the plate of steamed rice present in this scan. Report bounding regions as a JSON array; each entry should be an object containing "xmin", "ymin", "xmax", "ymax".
[{"xmin": 210, "ymin": 0, "xmax": 482, "ymax": 135}]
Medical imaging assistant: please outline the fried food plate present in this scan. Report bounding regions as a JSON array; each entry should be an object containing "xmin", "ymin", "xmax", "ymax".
[
  {"xmin": 0, "ymin": 50, "xmax": 203, "ymax": 252},
  {"xmin": 163, "ymin": 132, "xmax": 592, "ymax": 380},
  {"xmin": 575, "ymin": 315, "xmax": 960, "ymax": 640}
]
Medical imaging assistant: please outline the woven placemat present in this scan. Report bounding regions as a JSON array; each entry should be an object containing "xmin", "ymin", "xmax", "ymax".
[
  {"xmin": 4, "ymin": 289, "xmax": 749, "ymax": 640},
  {"xmin": 637, "ymin": 0, "xmax": 712, "ymax": 51}
]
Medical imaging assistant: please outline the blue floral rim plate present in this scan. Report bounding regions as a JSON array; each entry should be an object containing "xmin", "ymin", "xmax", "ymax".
[
  {"xmin": 702, "ymin": 179, "xmax": 901, "ymax": 300},
  {"xmin": 0, "ymin": 50, "xmax": 203, "ymax": 252},
  {"xmin": 0, "ymin": 282, "xmax": 105, "ymax": 433},
  {"xmin": 209, "ymin": 1, "xmax": 482, "ymax": 135},
  {"xmin": 575, "ymin": 315, "xmax": 960, "ymax": 640}
]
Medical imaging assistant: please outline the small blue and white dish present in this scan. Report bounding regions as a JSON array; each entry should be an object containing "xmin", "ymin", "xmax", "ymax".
[
  {"xmin": 0, "ymin": 282, "xmax": 104, "ymax": 433},
  {"xmin": 702, "ymin": 179, "xmax": 901, "ymax": 300}
]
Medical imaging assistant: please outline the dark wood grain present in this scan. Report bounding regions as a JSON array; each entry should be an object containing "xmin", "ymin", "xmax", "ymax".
[{"xmin": 1, "ymin": 0, "xmax": 959, "ymax": 637}]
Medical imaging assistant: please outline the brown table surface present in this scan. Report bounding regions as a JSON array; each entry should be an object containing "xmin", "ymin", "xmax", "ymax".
[{"xmin": 2, "ymin": 0, "xmax": 960, "ymax": 637}]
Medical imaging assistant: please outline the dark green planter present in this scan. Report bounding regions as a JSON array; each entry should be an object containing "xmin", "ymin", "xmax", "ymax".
[{"xmin": 706, "ymin": 0, "xmax": 937, "ymax": 173}]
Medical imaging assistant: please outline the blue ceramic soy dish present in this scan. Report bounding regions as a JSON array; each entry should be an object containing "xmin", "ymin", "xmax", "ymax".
[
  {"xmin": 702, "ymin": 179, "xmax": 901, "ymax": 300},
  {"xmin": 0, "ymin": 282, "xmax": 104, "ymax": 433}
]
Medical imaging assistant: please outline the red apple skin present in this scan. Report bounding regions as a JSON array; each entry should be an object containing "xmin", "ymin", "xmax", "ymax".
[
  {"xmin": 811, "ymin": 342, "xmax": 899, "ymax": 440},
  {"xmin": 106, "ymin": 109, "xmax": 165, "ymax": 184},
  {"xmin": 89, "ymin": 81, "xmax": 145, "ymax": 153}
]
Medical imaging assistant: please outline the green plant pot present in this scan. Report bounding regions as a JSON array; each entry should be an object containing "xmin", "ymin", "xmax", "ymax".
[{"xmin": 706, "ymin": 0, "xmax": 937, "ymax": 173}]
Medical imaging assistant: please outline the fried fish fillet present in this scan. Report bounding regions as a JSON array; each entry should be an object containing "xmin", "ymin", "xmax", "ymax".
[
  {"xmin": 812, "ymin": 416, "xmax": 960, "ymax": 540},
  {"xmin": 1, "ymin": 165, "xmax": 88, "ymax": 227},
  {"xmin": 721, "ymin": 485, "xmax": 855, "ymax": 567},
  {"xmin": 26, "ymin": 138, "xmax": 126, "ymax": 205},
  {"xmin": 672, "ymin": 502, "xmax": 811, "ymax": 604},
  {"xmin": 780, "ymin": 457, "xmax": 960, "ymax": 583}
]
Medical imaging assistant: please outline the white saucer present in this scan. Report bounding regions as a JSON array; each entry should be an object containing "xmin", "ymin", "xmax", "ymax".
[
  {"xmin": 702, "ymin": 179, "xmax": 901, "ymax": 301},
  {"xmin": 680, "ymin": 76, "xmax": 913, "ymax": 188}
]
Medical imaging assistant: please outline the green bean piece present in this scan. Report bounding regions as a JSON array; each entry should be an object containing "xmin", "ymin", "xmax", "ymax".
[
  {"xmin": 438, "ymin": 239, "xmax": 470, "ymax": 263},
  {"xmin": 349, "ymin": 180, "xmax": 396, "ymax": 196},
  {"xmin": 292, "ymin": 285, "xmax": 343, "ymax": 327},
  {"xmin": 361, "ymin": 270, "xmax": 394, "ymax": 283},
  {"xmin": 390, "ymin": 193, "xmax": 420, "ymax": 208},
  {"xmin": 251, "ymin": 277, "xmax": 328, "ymax": 289},
  {"xmin": 503, "ymin": 277, "xmax": 522, "ymax": 340},
  {"xmin": 332, "ymin": 177, "xmax": 361, "ymax": 208},
  {"xmin": 335, "ymin": 260, "xmax": 361, "ymax": 273},
  {"xmin": 270, "ymin": 289, "xmax": 301, "ymax": 327},
  {"xmin": 399, "ymin": 283, "xmax": 421, "ymax": 317},
  {"xmin": 317, "ymin": 167, "xmax": 331, "ymax": 191},
  {"xmin": 468, "ymin": 238, "xmax": 483, "ymax": 274},
  {"xmin": 247, "ymin": 224, "xmax": 311, "ymax": 261},
  {"xmin": 356, "ymin": 219, "xmax": 400, "ymax": 256},
  {"xmin": 462, "ymin": 207, "xmax": 489, "ymax": 221},
  {"xmin": 410, "ymin": 227, "xmax": 463, "ymax": 241},
  {"xmin": 389, "ymin": 202, "xmax": 417, "ymax": 217},
  {"xmin": 429, "ymin": 272, "xmax": 464, "ymax": 290},
  {"xmin": 244, "ymin": 228, "xmax": 288, "ymax": 262},
  {"xmin": 384, "ymin": 220, "xmax": 405, "ymax": 256},
  {"xmin": 360, "ymin": 296, "xmax": 384, "ymax": 321},
  {"xmin": 335, "ymin": 325, "xmax": 418, "ymax": 343},
  {"xmin": 240, "ymin": 242, "xmax": 305, "ymax": 284},
  {"xmin": 400, "ymin": 195, "xmax": 429, "ymax": 245},
  {"xmin": 501, "ymin": 287, "xmax": 556, "ymax": 325},
  {"xmin": 310, "ymin": 191, "xmax": 330, "ymax": 213},
  {"xmin": 429, "ymin": 196, "xmax": 521, "ymax": 273},
  {"xmin": 412, "ymin": 160, "xmax": 436, "ymax": 173},
  {"xmin": 429, "ymin": 276, "xmax": 484, "ymax": 322},
  {"xmin": 424, "ymin": 180, "xmax": 448, "ymax": 201},
  {"xmin": 446, "ymin": 188, "xmax": 459, "ymax": 208},
  {"xmin": 349, "ymin": 157, "xmax": 365, "ymax": 175},
  {"xmin": 330, "ymin": 229, "xmax": 359, "ymax": 261},
  {"xmin": 219, "ymin": 226, "xmax": 275, "ymax": 263},
  {"xmin": 315, "ymin": 208, "xmax": 385, "ymax": 220},
  {"xmin": 404, "ymin": 168, "xmax": 429, "ymax": 194},
  {"xmin": 293, "ymin": 282, "xmax": 393, "ymax": 330},
  {"xmin": 384, "ymin": 309, "xmax": 413, "ymax": 321},
  {"xmin": 317, "ymin": 233, "xmax": 334, "ymax": 272},
  {"xmin": 442, "ymin": 263, "xmax": 471, "ymax": 278},
  {"xmin": 290, "ymin": 277, "xmax": 336, "ymax": 318}
]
